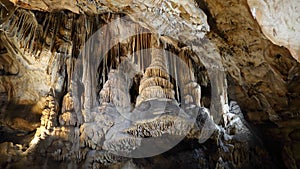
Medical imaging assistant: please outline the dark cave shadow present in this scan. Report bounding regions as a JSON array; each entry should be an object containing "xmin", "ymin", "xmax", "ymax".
[{"xmin": 0, "ymin": 101, "xmax": 41, "ymax": 145}]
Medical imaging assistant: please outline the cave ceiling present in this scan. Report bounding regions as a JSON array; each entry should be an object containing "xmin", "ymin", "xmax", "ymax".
[{"xmin": 0, "ymin": 0, "xmax": 300, "ymax": 169}]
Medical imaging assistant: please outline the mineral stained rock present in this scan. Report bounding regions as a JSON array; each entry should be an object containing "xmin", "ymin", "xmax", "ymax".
[{"xmin": 0, "ymin": 0, "xmax": 300, "ymax": 169}]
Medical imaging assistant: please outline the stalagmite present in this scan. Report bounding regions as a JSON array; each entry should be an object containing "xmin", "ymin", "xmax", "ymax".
[
  {"xmin": 59, "ymin": 92, "xmax": 78, "ymax": 126},
  {"xmin": 136, "ymin": 49, "xmax": 176, "ymax": 106},
  {"xmin": 99, "ymin": 70, "xmax": 115, "ymax": 104},
  {"xmin": 41, "ymin": 89, "xmax": 59, "ymax": 130},
  {"xmin": 177, "ymin": 49, "xmax": 202, "ymax": 109}
]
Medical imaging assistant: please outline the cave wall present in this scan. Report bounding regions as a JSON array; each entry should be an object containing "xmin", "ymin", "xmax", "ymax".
[
  {"xmin": 196, "ymin": 1, "xmax": 300, "ymax": 168},
  {"xmin": 247, "ymin": 0, "xmax": 300, "ymax": 62},
  {"xmin": 0, "ymin": 0, "xmax": 300, "ymax": 169}
]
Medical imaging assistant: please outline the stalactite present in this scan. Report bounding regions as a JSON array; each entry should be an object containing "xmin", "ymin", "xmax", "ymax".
[
  {"xmin": 173, "ymin": 51, "xmax": 181, "ymax": 103},
  {"xmin": 2, "ymin": 10, "xmax": 41, "ymax": 55},
  {"xmin": 50, "ymin": 13, "xmax": 59, "ymax": 53},
  {"xmin": 5, "ymin": 13, "xmax": 17, "ymax": 36},
  {"xmin": 40, "ymin": 13, "xmax": 50, "ymax": 52},
  {"xmin": 140, "ymin": 34, "xmax": 144, "ymax": 73},
  {"xmin": 132, "ymin": 34, "xmax": 136, "ymax": 65},
  {"xmin": 28, "ymin": 25, "xmax": 36, "ymax": 53}
]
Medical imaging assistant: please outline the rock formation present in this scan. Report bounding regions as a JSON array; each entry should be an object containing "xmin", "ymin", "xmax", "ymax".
[
  {"xmin": 0, "ymin": 0, "xmax": 299, "ymax": 169},
  {"xmin": 136, "ymin": 49, "xmax": 175, "ymax": 106},
  {"xmin": 247, "ymin": 0, "xmax": 300, "ymax": 62}
]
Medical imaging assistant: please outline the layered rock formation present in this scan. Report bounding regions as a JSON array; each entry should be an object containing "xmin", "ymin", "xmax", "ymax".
[
  {"xmin": 136, "ymin": 49, "xmax": 175, "ymax": 106},
  {"xmin": 0, "ymin": 0, "xmax": 299, "ymax": 169}
]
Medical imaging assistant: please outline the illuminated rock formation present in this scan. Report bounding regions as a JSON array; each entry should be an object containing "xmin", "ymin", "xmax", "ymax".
[
  {"xmin": 136, "ymin": 49, "xmax": 175, "ymax": 106},
  {"xmin": 0, "ymin": 0, "xmax": 299, "ymax": 168}
]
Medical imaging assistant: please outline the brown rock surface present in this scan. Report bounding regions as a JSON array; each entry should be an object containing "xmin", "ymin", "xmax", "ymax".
[{"xmin": 247, "ymin": 0, "xmax": 300, "ymax": 62}]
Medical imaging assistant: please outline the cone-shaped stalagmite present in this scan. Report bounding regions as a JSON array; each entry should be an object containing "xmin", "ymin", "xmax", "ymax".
[{"xmin": 136, "ymin": 49, "xmax": 175, "ymax": 106}]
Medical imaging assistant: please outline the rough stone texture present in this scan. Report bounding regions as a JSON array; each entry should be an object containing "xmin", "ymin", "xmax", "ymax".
[
  {"xmin": 196, "ymin": 1, "xmax": 300, "ymax": 168},
  {"xmin": 136, "ymin": 49, "xmax": 176, "ymax": 106},
  {"xmin": 247, "ymin": 0, "xmax": 300, "ymax": 62},
  {"xmin": 9, "ymin": 0, "xmax": 80, "ymax": 13},
  {"xmin": 0, "ymin": 0, "xmax": 300, "ymax": 169}
]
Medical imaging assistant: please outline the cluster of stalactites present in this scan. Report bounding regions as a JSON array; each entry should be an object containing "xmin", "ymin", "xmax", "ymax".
[{"xmin": 136, "ymin": 49, "xmax": 176, "ymax": 106}]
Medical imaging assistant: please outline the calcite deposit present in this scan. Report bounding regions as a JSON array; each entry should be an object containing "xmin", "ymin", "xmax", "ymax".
[{"xmin": 0, "ymin": 0, "xmax": 299, "ymax": 169}]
